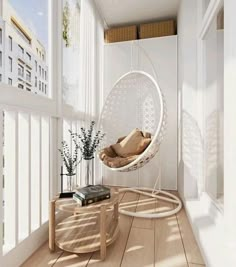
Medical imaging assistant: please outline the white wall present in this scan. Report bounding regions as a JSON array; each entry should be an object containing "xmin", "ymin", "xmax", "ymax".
[
  {"xmin": 224, "ymin": 0, "xmax": 236, "ymax": 264},
  {"xmin": 103, "ymin": 36, "xmax": 177, "ymax": 190},
  {"xmin": 177, "ymin": 1, "xmax": 231, "ymax": 266}
]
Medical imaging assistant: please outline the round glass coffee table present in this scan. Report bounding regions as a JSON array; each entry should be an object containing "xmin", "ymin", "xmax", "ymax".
[{"xmin": 49, "ymin": 189, "xmax": 119, "ymax": 260}]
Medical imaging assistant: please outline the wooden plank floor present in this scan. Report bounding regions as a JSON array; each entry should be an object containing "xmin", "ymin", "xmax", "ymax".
[{"xmin": 22, "ymin": 191, "xmax": 205, "ymax": 267}]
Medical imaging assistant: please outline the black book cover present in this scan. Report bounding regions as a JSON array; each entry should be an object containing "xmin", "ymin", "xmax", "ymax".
[
  {"xmin": 75, "ymin": 185, "xmax": 110, "ymax": 200},
  {"xmin": 73, "ymin": 192, "xmax": 110, "ymax": 206}
]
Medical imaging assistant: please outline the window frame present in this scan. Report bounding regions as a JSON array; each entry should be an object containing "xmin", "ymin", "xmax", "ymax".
[
  {"xmin": 8, "ymin": 36, "xmax": 13, "ymax": 51},
  {"xmin": 0, "ymin": 28, "xmax": 2, "ymax": 44},
  {"xmin": 8, "ymin": 78, "xmax": 12, "ymax": 85},
  {"xmin": 0, "ymin": 51, "xmax": 2, "ymax": 67},
  {"xmin": 198, "ymin": 0, "xmax": 224, "ymax": 212},
  {"xmin": 8, "ymin": 57, "xmax": 12, "ymax": 72}
]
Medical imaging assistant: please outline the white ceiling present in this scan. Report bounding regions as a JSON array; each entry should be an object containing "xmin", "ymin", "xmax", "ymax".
[{"xmin": 95, "ymin": 0, "xmax": 180, "ymax": 27}]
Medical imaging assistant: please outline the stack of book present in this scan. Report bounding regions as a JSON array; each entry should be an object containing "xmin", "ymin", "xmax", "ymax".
[{"xmin": 73, "ymin": 185, "xmax": 111, "ymax": 206}]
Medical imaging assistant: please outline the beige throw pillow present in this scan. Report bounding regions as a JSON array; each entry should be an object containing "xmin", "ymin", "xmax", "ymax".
[{"xmin": 111, "ymin": 128, "xmax": 151, "ymax": 157}]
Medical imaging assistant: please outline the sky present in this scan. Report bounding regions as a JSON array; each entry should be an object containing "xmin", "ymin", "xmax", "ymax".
[{"xmin": 9, "ymin": 0, "xmax": 48, "ymax": 50}]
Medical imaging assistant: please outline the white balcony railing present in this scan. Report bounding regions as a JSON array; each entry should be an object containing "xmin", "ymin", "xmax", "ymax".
[{"xmin": 3, "ymin": 109, "xmax": 50, "ymax": 253}]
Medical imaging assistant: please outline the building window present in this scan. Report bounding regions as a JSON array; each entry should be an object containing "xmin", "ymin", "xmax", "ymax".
[
  {"xmin": 18, "ymin": 84, "xmax": 23, "ymax": 89},
  {"xmin": 26, "ymin": 70, "xmax": 31, "ymax": 82},
  {"xmin": 26, "ymin": 87, "xmax": 31, "ymax": 91},
  {"xmin": 39, "ymin": 80, "xmax": 41, "ymax": 90},
  {"xmin": 36, "ymin": 48, "xmax": 38, "ymax": 54},
  {"xmin": 42, "ymin": 68, "xmax": 44, "ymax": 79},
  {"xmin": 35, "ymin": 76, "xmax": 37, "ymax": 87},
  {"xmin": 18, "ymin": 45, "xmax": 24, "ymax": 57},
  {"xmin": 0, "ymin": 74, "xmax": 2, "ymax": 82},
  {"xmin": 35, "ymin": 60, "xmax": 37, "ymax": 71},
  {"xmin": 39, "ymin": 51, "xmax": 41, "ymax": 58},
  {"xmin": 39, "ymin": 65, "xmax": 41, "ymax": 76},
  {"xmin": 0, "ymin": 51, "xmax": 2, "ymax": 67},
  {"xmin": 45, "ymin": 70, "xmax": 47, "ymax": 80},
  {"xmin": 26, "ymin": 52, "xmax": 31, "ymax": 61},
  {"xmin": 0, "ymin": 28, "xmax": 2, "ymax": 44},
  {"xmin": 9, "ymin": 57, "xmax": 13, "ymax": 72},
  {"xmin": 8, "ymin": 78, "xmax": 12, "ymax": 85},
  {"xmin": 45, "ymin": 84, "xmax": 47, "ymax": 94},
  {"xmin": 42, "ymin": 54, "xmax": 44, "ymax": 61},
  {"xmin": 18, "ymin": 64, "xmax": 24, "ymax": 77},
  {"xmin": 42, "ymin": 82, "xmax": 44, "ymax": 92},
  {"xmin": 8, "ymin": 36, "xmax": 13, "ymax": 51}
]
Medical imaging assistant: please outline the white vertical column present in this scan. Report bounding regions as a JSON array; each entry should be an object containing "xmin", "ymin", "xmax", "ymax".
[
  {"xmin": 28, "ymin": 114, "xmax": 31, "ymax": 235},
  {"xmin": 224, "ymin": 0, "xmax": 236, "ymax": 257},
  {"xmin": 62, "ymin": 120, "xmax": 71, "ymax": 190},
  {"xmin": 39, "ymin": 117, "xmax": 42, "ymax": 225},
  {"xmin": 56, "ymin": 118, "xmax": 63, "ymax": 195},
  {"xmin": 15, "ymin": 113, "xmax": 19, "ymax": 246},
  {"xmin": 0, "ymin": 110, "xmax": 3, "ymax": 259},
  {"xmin": 41, "ymin": 116, "xmax": 50, "ymax": 224},
  {"xmin": 30, "ymin": 115, "xmax": 40, "ymax": 231},
  {"xmin": 18, "ymin": 112, "xmax": 29, "ymax": 241},
  {"xmin": 49, "ymin": 0, "xmax": 63, "ymax": 197},
  {"xmin": 4, "ymin": 111, "xmax": 16, "ymax": 252}
]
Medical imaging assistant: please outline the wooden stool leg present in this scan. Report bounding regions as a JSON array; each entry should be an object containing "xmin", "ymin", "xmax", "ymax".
[
  {"xmin": 114, "ymin": 193, "xmax": 119, "ymax": 222},
  {"xmin": 49, "ymin": 199, "xmax": 56, "ymax": 252},
  {"xmin": 100, "ymin": 205, "xmax": 106, "ymax": 260}
]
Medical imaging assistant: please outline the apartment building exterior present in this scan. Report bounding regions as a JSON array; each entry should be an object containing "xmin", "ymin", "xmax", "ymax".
[{"xmin": 0, "ymin": 0, "xmax": 48, "ymax": 96}]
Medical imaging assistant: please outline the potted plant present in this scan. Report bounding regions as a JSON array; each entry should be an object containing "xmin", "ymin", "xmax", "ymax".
[
  {"xmin": 70, "ymin": 121, "xmax": 105, "ymax": 185},
  {"xmin": 59, "ymin": 138, "xmax": 80, "ymax": 192}
]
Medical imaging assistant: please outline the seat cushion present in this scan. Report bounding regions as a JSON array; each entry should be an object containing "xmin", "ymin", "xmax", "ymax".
[
  {"xmin": 103, "ymin": 154, "xmax": 139, "ymax": 168},
  {"xmin": 111, "ymin": 128, "xmax": 151, "ymax": 157},
  {"xmin": 99, "ymin": 146, "xmax": 117, "ymax": 160}
]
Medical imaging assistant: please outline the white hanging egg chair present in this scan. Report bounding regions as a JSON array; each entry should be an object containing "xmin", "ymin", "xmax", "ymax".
[
  {"xmin": 98, "ymin": 44, "xmax": 181, "ymax": 218},
  {"xmin": 100, "ymin": 71, "xmax": 165, "ymax": 171}
]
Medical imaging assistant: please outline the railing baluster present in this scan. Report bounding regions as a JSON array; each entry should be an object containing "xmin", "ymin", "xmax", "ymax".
[
  {"xmin": 15, "ymin": 112, "xmax": 19, "ymax": 246},
  {"xmin": 41, "ymin": 117, "xmax": 50, "ymax": 223},
  {"xmin": 30, "ymin": 115, "xmax": 40, "ymax": 231},
  {"xmin": 39, "ymin": 116, "xmax": 42, "ymax": 226},
  {"xmin": 28, "ymin": 114, "xmax": 31, "ymax": 234},
  {"xmin": 0, "ymin": 110, "xmax": 4, "ymax": 258},
  {"xmin": 18, "ymin": 113, "xmax": 30, "ymax": 241}
]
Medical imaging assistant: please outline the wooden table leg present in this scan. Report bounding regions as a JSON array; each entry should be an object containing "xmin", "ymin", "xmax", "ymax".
[
  {"xmin": 114, "ymin": 192, "xmax": 119, "ymax": 222},
  {"xmin": 49, "ymin": 199, "xmax": 56, "ymax": 252},
  {"xmin": 100, "ymin": 205, "xmax": 106, "ymax": 260}
]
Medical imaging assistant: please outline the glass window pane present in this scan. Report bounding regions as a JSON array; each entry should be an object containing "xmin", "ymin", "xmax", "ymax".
[
  {"xmin": 62, "ymin": 0, "xmax": 80, "ymax": 107},
  {"xmin": 0, "ymin": 0, "xmax": 49, "ymax": 97},
  {"xmin": 204, "ymin": 8, "xmax": 224, "ymax": 208}
]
